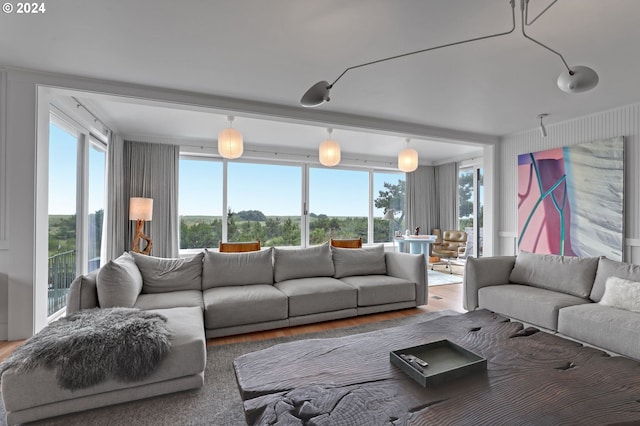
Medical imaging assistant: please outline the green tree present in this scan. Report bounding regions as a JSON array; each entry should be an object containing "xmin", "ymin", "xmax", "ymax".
[
  {"xmin": 375, "ymin": 180, "xmax": 406, "ymax": 222},
  {"xmin": 459, "ymin": 171, "xmax": 474, "ymax": 219}
]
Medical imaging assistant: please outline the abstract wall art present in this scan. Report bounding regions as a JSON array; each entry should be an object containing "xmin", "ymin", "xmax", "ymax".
[{"xmin": 517, "ymin": 137, "xmax": 624, "ymax": 260}]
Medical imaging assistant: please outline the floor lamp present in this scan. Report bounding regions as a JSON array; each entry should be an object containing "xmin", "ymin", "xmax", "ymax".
[{"xmin": 130, "ymin": 197, "xmax": 153, "ymax": 255}]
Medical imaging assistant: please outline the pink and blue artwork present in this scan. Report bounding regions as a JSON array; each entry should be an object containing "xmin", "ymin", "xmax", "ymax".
[{"xmin": 517, "ymin": 137, "xmax": 624, "ymax": 260}]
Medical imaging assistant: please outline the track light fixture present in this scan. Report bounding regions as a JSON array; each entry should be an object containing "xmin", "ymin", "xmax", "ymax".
[
  {"xmin": 300, "ymin": 0, "xmax": 598, "ymax": 107},
  {"xmin": 538, "ymin": 113, "xmax": 548, "ymax": 137}
]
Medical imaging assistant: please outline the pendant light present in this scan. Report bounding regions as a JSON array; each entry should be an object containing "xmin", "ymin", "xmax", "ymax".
[
  {"xmin": 218, "ymin": 116, "xmax": 243, "ymax": 159},
  {"xmin": 319, "ymin": 128, "xmax": 341, "ymax": 167},
  {"xmin": 398, "ymin": 138, "xmax": 418, "ymax": 173}
]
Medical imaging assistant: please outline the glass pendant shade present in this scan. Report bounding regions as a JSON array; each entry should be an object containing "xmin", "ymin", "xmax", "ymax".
[
  {"xmin": 319, "ymin": 139, "xmax": 341, "ymax": 167},
  {"xmin": 398, "ymin": 147, "xmax": 418, "ymax": 172},
  {"xmin": 218, "ymin": 127, "xmax": 243, "ymax": 159}
]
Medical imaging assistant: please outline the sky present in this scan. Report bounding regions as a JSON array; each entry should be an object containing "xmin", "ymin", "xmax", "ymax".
[
  {"xmin": 48, "ymin": 122, "xmax": 406, "ymax": 218},
  {"xmin": 49, "ymin": 124, "xmax": 106, "ymax": 215},
  {"xmin": 179, "ymin": 158, "xmax": 404, "ymax": 217}
]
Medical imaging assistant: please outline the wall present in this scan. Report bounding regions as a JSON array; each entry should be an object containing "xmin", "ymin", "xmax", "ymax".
[{"xmin": 498, "ymin": 103, "xmax": 640, "ymax": 263}]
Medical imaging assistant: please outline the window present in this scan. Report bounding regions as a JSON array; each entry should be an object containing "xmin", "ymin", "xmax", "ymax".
[
  {"xmin": 87, "ymin": 141, "xmax": 106, "ymax": 272},
  {"xmin": 459, "ymin": 164, "xmax": 483, "ymax": 257},
  {"xmin": 177, "ymin": 156, "xmax": 405, "ymax": 250},
  {"xmin": 373, "ymin": 172, "xmax": 405, "ymax": 242},
  {"xmin": 179, "ymin": 158, "xmax": 223, "ymax": 249},
  {"xmin": 309, "ymin": 168, "xmax": 369, "ymax": 244},
  {"xmin": 47, "ymin": 116, "xmax": 107, "ymax": 317},
  {"xmin": 48, "ymin": 122, "xmax": 78, "ymax": 316},
  {"xmin": 227, "ymin": 162, "xmax": 302, "ymax": 246}
]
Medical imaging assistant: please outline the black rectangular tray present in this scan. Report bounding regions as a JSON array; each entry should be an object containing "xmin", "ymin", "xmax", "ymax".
[{"xmin": 390, "ymin": 339, "xmax": 486, "ymax": 387}]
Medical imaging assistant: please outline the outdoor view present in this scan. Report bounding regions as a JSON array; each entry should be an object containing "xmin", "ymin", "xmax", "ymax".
[{"xmin": 179, "ymin": 159, "xmax": 406, "ymax": 249}]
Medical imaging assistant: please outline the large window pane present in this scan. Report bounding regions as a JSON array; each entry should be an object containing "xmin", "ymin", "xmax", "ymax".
[
  {"xmin": 48, "ymin": 122, "xmax": 77, "ymax": 316},
  {"xmin": 228, "ymin": 162, "xmax": 302, "ymax": 246},
  {"xmin": 87, "ymin": 143, "xmax": 105, "ymax": 272},
  {"xmin": 309, "ymin": 168, "xmax": 368, "ymax": 245},
  {"xmin": 374, "ymin": 172, "xmax": 405, "ymax": 242},
  {"xmin": 179, "ymin": 158, "xmax": 223, "ymax": 249}
]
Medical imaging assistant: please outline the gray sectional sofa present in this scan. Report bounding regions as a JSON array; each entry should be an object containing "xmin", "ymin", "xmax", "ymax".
[
  {"xmin": 464, "ymin": 250, "xmax": 640, "ymax": 360},
  {"xmin": 1, "ymin": 243, "xmax": 426, "ymax": 424}
]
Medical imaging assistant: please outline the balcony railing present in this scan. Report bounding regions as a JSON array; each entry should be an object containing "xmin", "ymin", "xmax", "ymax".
[{"xmin": 48, "ymin": 250, "xmax": 76, "ymax": 316}]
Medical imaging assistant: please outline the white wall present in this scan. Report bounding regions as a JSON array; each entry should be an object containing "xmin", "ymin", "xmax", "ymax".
[{"xmin": 498, "ymin": 103, "xmax": 640, "ymax": 262}]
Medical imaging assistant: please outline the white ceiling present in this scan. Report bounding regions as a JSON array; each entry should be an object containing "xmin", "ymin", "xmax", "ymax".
[{"xmin": 2, "ymin": 0, "xmax": 639, "ymax": 163}]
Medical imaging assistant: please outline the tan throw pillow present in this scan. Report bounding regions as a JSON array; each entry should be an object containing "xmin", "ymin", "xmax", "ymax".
[
  {"xmin": 96, "ymin": 252, "xmax": 143, "ymax": 308},
  {"xmin": 599, "ymin": 276, "xmax": 640, "ymax": 312}
]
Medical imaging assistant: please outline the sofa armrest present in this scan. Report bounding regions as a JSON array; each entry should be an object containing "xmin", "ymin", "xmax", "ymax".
[
  {"xmin": 385, "ymin": 252, "xmax": 427, "ymax": 305},
  {"xmin": 66, "ymin": 269, "xmax": 100, "ymax": 314},
  {"xmin": 463, "ymin": 256, "xmax": 516, "ymax": 311}
]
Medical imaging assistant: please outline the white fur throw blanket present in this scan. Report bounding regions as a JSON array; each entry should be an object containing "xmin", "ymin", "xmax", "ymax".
[{"xmin": 0, "ymin": 307, "xmax": 171, "ymax": 390}]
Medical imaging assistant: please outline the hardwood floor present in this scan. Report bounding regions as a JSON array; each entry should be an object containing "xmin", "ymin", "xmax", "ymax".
[{"xmin": 0, "ymin": 283, "xmax": 464, "ymax": 360}]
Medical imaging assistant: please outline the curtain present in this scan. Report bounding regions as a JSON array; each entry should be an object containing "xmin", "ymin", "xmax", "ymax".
[
  {"xmin": 124, "ymin": 140, "xmax": 180, "ymax": 258},
  {"xmin": 405, "ymin": 166, "xmax": 438, "ymax": 235},
  {"xmin": 435, "ymin": 162, "xmax": 459, "ymax": 231},
  {"xmin": 103, "ymin": 133, "xmax": 127, "ymax": 262}
]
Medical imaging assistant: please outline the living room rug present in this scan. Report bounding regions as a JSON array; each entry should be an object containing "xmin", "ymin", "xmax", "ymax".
[
  {"xmin": 428, "ymin": 269, "xmax": 463, "ymax": 286},
  {"xmin": 0, "ymin": 310, "xmax": 457, "ymax": 426}
]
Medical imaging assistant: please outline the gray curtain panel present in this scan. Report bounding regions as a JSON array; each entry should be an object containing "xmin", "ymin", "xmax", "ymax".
[
  {"xmin": 435, "ymin": 162, "xmax": 459, "ymax": 232},
  {"xmin": 406, "ymin": 166, "xmax": 438, "ymax": 235},
  {"xmin": 123, "ymin": 140, "xmax": 180, "ymax": 258},
  {"xmin": 104, "ymin": 133, "xmax": 127, "ymax": 261}
]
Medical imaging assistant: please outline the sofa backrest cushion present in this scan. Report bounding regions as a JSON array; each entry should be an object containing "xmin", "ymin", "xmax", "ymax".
[
  {"xmin": 591, "ymin": 257, "xmax": 640, "ymax": 302},
  {"xmin": 509, "ymin": 251, "xmax": 598, "ymax": 299},
  {"xmin": 96, "ymin": 252, "xmax": 143, "ymax": 308},
  {"xmin": 332, "ymin": 245, "xmax": 387, "ymax": 278},
  {"xmin": 273, "ymin": 244, "xmax": 334, "ymax": 283},
  {"xmin": 202, "ymin": 247, "xmax": 274, "ymax": 289},
  {"xmin": 131, "ymin": 251, "xmax": 204, "ymax": 294}
]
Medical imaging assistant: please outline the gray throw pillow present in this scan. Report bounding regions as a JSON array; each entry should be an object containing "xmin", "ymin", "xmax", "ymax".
[
  {"xmin": 273, "ymin": 244, "xmax": 334, "ymax": 283},
  {"xmin": 332, "ymin": 245, "xmax": 387, "ymax": 278},
  {"xmin": 202, "ymin": 248, "xmax": 274, "ymax": 289},
  {"xmin": 509, "ymin": 250, "xmax": 599, "ymax": 298},
  {"xmin": 131, "ymin": 251, "xmax": 204, "ymax": 294},
  {"xmin": 96, "ymin": 252, "xmax": 143, "ymax": 308}
]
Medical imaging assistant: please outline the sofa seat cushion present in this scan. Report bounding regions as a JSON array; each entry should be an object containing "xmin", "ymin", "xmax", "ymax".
[
  {"xmin": 478, "ymin": 284, "xmax": 590, "ymax": 331},
  {"xmin": 509, "ymin": 251, "xmax": 599, "ymax": 298},
  {"xmin": 275, "ymin": 277, "xmax": 357, "ymax": 317},
  {"xmin": 558, "ymin": 304, "xmax": 640, "ymax": 360},
  {"xmin": 203, "ymin": 285, "xmax": 288, "ymax": 329},
  {"xmin": 1, "ymin": 306, "xmax": 206, "ymax": 412},
  {"xmin": 134, "ymin": 290, "xmax": 204, "ymax": 311},
  {"xmin": 340, "ymin": 275, "xmax": 415, "ymax": 306}
]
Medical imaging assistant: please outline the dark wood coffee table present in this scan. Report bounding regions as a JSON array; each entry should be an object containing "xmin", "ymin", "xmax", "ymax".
[{"xmin": 233, "ymin": 310, "xmax": 640, "ymax": 425}]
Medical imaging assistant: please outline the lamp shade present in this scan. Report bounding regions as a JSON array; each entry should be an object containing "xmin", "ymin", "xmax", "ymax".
[
  {"xmin": 218, "ymin": 127, "xmax": 244, "ymax": 159},
  {"xmin": 398, "ymin": 148, "xmax": 418, "ymax": 172},
  {"xmin": 383, "ymin": 210, "xmax": 395, "ymax": 220},
  {"xmin": 130, "ymin": 197, "xmax": 153, "ymax": 221},
  {"xmin": 557, "ymin": 66, "xmax": 599, "ymax": 93},
  {"xmin": 319, "ymin": 139, "xmax": 341, "ymax": 167}
]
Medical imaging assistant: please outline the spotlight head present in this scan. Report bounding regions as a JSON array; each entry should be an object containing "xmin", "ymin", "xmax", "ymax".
[
  {"xmin": 300, "ymin": 81, "xmax": 331, "ymax": 107},
  {"xmin": 557, "ymin": 66, "xmax": 599, "ymax": 93}
]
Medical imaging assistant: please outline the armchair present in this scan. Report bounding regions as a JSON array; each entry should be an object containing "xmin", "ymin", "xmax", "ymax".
[{"xmin": 431, "ymin": 229, "xmax": 467, "ymax": 273}]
